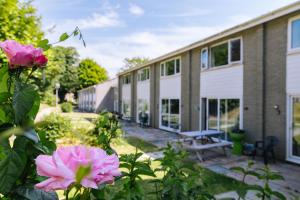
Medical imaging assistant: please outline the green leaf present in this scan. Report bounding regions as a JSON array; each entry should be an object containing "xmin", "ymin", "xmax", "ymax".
[
  {"xmin": 271, "ymin": 191, "xmax": 287, "ymax": 200},
  {"xmin": 0, "ymin": 66, "xmax": 9, "ymax": 93},
  {"xmin": 38, "ymin": 39, "xmax": 51, "ymax": 51},
  {"xmin": 15, "ymin": 186, "xmax": 58, "ymax": 200},
  {"xmin": 59, "ymin": 32, "xmax": 69, "ymax": 42},
  {"xmin": 0, "ymin": 92, "xmax": 11, "ymax": 103},
  {"xmin": 0, "ymin": 109, "xmax": 6, "ymax": 123},
  {"xmin": 0, "ymin": 148, "xmax": 27, "ymax": 194},
  {"xmin": 13, "ymin": 82, "xmax": 38, "ymax": 125}
]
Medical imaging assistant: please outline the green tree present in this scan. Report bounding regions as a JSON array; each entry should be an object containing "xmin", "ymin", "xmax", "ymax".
[
  {"xmin": 121, "ymin": 56, "xmax": 150, "ymax": 71},
  {"xmin": 78, "ymin": 58, "xmax": 109, "ymax": 89},
  {"xmin": 0, "ymin": 0, "xmax": 43, "ymax": 45},
  {"xmin": 58, "ymin": 47, "xmax": 80, "ymax": 100},
  {"xmin": 36, "ymin": 46, "xmax": 79, "ymax": 101}
]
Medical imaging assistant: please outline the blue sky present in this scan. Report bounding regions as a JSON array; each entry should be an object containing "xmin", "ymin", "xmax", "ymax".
[{"xmin": 33, "ymin": 0, "xmax": 297, "ymax": 77}]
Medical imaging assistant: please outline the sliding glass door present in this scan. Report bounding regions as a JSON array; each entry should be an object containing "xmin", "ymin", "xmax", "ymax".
[
  {"xmin": 161, "ymin": 98, "xmax": 180, "ymax": 131},
  {"xmin": 288, "ymin": 97, "xmax": 300, "ymax": 162},
  {"xmin": 204, "ymin": 98, "xmax": 240, "ymax": 140}
]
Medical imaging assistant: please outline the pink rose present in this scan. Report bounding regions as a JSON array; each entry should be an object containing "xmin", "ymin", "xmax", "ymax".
[
  {"xmin": 0, "ymin": 40, "xmax": 48, "ymax": 69},
  {"xmin": 35, "ymin": 146, "xmax": 121, "ymax": 192}
]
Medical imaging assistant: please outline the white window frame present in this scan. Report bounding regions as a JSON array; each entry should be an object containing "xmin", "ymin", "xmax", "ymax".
[
  {"xmin": 288, "ymin": 15, "xmax": 300, "ymax": 53},
  {"xmin": 208, "ymin": 37, "xmax": 243, "ymax": 69},
  {"xmin": 160, "ymin": 56, "xmax": 181, "ymax": 77},
  {"xmin": 202, "ymin": 97, "xmax": 243, "ymax": 140},
  {"xmin": 200, "ymin": 47, "xmax": 209, "ymax": 70},
  {"xmin": 229, "ymin": 37, "xmax": 243, "ymax": 64},
  {"xmin": 159, "ymin": 97, "xmax": 181, "ymax": 132},
  {"xmin": 137, "ymin": 67, "xmax": 150, "ymax": 82}
]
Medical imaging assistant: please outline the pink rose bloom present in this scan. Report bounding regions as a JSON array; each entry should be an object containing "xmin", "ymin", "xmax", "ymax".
[
  {"xmin": 0, "ymin": 40, "xmax": 48, "ymax": 69},
  {"xmin": 35, "ymin": 146, "xmax": 121, "ymax": 192}
]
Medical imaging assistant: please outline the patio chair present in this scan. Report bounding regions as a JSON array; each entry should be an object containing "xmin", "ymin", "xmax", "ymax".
[{"xmin": 254, "ymin": 136, "xmax": 279, "ymax": 165}]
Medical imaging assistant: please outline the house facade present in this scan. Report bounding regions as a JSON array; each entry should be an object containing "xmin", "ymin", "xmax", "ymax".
[
  {"xmin": 118, "ymin": 2, "xmax": 300, "ymax": 164},
  {"xmin": 78, "ymin": 78, "xmax": 118, "ymax": 113}
]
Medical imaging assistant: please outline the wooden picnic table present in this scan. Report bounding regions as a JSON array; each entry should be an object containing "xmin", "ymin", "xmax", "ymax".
[{"xmin": 178, "ymin": 130, "xmax": 232, "ymax": 162}]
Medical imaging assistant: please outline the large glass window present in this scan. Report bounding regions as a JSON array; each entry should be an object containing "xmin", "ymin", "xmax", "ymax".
[
  {"xmin": 208, "ymin": 99, "xmax": 218, "ymax": 130},
  {"xmin": 205, "ymin": 38, "xmax": 242, "ymax": 69},
  {"xmin": 138, "ymin": 68, "xmax": 150, "ymax": 81},
  {"xmin": 230, "ymin": 39, "xmax": 241, "ymax": 62},
  {"xmin": 161, "ymin": 98, "xmax": 180, "ymax": 131},
  {"xmin": 220, "ymin": 99, "xmax": 240, "ymax": 133},
  {"xmin": 292, "ymin": 97, "xmax": 300, "ymax": 157},
  {"xmin": 291, "ymin": 19, "xmax": 300, "ymax": 49},
  {"xmin": 137, "ymin": 99, "xmax": 149, "ymax": 123},
  {"xmin": 211, "ymin": 43, "xmax": 228, "ymax": 67},
  {"xmin": 122, "ymin": 101, "xmax": 131, "ymax": 118},
  {"xmin": 204, "ymin": 98, "xmax": 240, "ymax": 140},
  {"xmin": 160, "ymin": 58, "xmax": 181, "ymax": 76},
  {"xmin": 201, "ymin": 48, "xmax": 208, "ymax": 69}
]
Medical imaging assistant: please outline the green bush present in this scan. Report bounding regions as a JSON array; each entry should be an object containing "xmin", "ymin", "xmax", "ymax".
[
  {"xmin": 61, "ymin": 102, "xmax": 73, "ymax": 113},
  {"xmin": 93, "ymin": 112, "xmax": 122, "ymax": 154},
  {"xmin": 35, "ymin": 113, "xmax": 72, "ymax": 141},
  {"xmin": 42, "ymin": 90, "xmax": 56, "ymax": 106}
]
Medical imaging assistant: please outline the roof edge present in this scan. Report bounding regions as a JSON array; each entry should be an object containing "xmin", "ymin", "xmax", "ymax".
[{"xmin": 118, "ymin": 0, "xmax": 300, "ymax": 76}]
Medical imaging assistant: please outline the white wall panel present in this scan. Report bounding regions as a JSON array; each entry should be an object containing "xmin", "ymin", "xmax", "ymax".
[
  {"xmin": 122, "ymin": 84, "xmax": 131, "ymax": 101},
  {"xmin": 200, "ymin": 65, "xmax": 243, "ymax": 98},
  {"xmin": 160, "ymin": 75, "xmax": 181, "ymax": 98},
  {"xmin": 137, "ymin": 81, "xmax": 150, "ymax": 101},
  {"xmin": 287, "ymin": 53, "xmax": 300, "ymax": 95}
]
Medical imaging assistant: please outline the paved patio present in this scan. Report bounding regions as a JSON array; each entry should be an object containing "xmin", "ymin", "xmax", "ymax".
[{"xmin": 121, "ymin": 121, "xmax": 300, "ymax": 199}]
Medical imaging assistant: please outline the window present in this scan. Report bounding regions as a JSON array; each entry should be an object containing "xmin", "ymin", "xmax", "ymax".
[
  {"xmin": 201, "ymin": 48, "xmax": 208, "ymax": 69},
  {"xmin": 203, "ymin": 98, "xmax": 240, "ymax": 140},
  {"xmin": 137, "ymin": 99, "xmax": 149, "ymax": 123},
  {"xmin": 161, "ymin": 98, "xmax": 180, "ymax": 130},
  {"xmin": 175, "ymin": 59, "xmax": 180, "ymax": 73},
  {"xmin": 230, "ymin": 39, "xmax": 241, "ymax": 62},
  {"xmin": 160, "ymin": 57, "xmax": 181, "ymax": 76},
  {"xmin": 166, "ymin": 60, "xmax": 175, "ymax": 75},
  {"xmin": 220, "ymin": 99, "xmax": 240, "ymax": 133},
  {"xmin": 123, "ymin": 74, "xmax": 131, "ymax": 84},
  {"xmin": 211, "ymin": 42, "xmax": 228, "ymax": 67},
  {"xmin": 138, "ymin": 68, "xmax": 150, "ymax": 81},
  {"xmin": 122, "ymin": 101, "xmax": 131, "ymax": 118},
  {"xmin": 206, "ymin": 38, "xmax": 242, "ymax": 69},
  {"xmin": 160, "ymin": 63, "xmax": 165, "ymax": 76},
  {"xmin": 291, "ymin": 18, "xmax": 300, "ymax": 49}
]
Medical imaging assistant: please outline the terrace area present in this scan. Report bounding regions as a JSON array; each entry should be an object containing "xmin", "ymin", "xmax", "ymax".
[{"xmin": 121, "ymin": 121, "xmax": 300, "ymax": 199}]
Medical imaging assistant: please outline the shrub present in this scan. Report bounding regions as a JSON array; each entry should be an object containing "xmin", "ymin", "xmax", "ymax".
[
  {"xmin": 61, "ymin": 102, "xmax": 73, "ymax": 113},
  {"xmin": 154, "ymin": 144, "xmax": 214, "ymax": 200},
  {"xmin": 35, "ymin": 113, "xmax": 72, "ymax": 141},
  {"xmin": 93, "ymin": 112, "xmax": 122, "ymax": 154},
  {"xmin": 42, "ymin": 90, "xmax": 56, "ymax": 106}
]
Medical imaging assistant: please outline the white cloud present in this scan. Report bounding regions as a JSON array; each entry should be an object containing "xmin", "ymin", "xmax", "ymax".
[
  {"xmin": 129, "ymin": 4, "xmax": 144, "ymax": 16},
  {"xmin": 60, "ymin": 24, "xmax": 228, "ymax": 78},
  {"xmin": 65, "ymin": 11, "xmax": 122, "ymax": 29}
]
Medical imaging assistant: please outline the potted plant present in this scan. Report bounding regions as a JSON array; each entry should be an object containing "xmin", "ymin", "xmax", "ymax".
[{"xmin": 230, "ymin": 129, "xmax": 245, "ymax": 155}]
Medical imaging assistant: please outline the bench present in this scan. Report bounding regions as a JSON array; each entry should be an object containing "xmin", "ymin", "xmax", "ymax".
[{"xmin": 182, "ymin": 140, "xmax": 232, "ymax": 162}]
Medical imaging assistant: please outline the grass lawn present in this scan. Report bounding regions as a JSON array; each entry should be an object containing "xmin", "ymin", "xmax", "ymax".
[{"xmin": 54, "ymin": 111, "xmax": 243, "ymax": 198}]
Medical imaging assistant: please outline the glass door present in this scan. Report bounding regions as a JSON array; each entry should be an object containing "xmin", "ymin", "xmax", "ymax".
[
  {"xmin": 160, "ymin": 98, "xmax": 180, "ymax": 131},
  {"xmin": 291, "ymin": 97, "xmax": 300, "ymax": 159}
]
